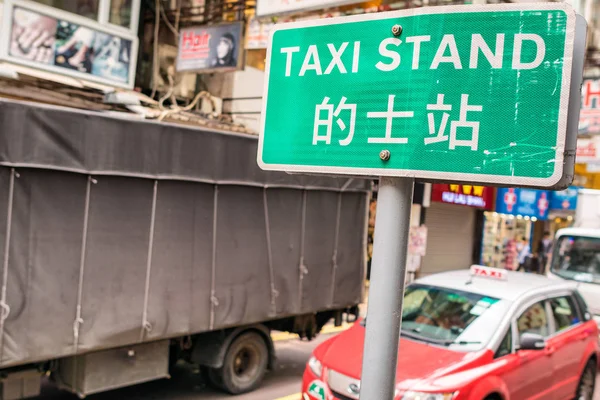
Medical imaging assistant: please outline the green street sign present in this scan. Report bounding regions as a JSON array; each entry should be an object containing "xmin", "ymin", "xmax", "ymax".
[{"xmin": 258, "ymin": 4, "xmax": 578, "ymax": 187}]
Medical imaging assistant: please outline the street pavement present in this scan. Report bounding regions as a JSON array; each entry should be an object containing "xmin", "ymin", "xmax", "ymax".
[
  {"xmin": 32, "ymin": 333, "xmax": 333, "ymax": 400},
  {"xmin": 31, "ymin": 329, "xmax": 600, "ymax": 400}
]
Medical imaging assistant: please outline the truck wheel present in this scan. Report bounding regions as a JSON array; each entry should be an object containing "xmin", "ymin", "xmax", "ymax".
[
  {"xmin": 206, "ymin": 367, "xmax": 224, "ymax": 390},
  {"xmin": 576, "ymin": 358, "xmax": 596, "ymax": 400},
  {"xmin": 213, "ymin": 331, "xmax": 269, "ymax": 394}
]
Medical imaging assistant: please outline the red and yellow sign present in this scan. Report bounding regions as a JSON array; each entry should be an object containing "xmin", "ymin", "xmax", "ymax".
[{"xmin": 431, "ymin": 184, "xmax": 494, "ymax": 210}]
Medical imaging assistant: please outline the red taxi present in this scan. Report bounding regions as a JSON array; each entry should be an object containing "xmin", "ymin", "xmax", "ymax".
[{"xmin": 302, "ymin": 266, "xmax": 600, "ymax": 400}]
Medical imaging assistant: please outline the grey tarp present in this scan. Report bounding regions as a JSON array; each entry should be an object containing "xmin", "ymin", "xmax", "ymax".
[{"xmin": 0, "ymin": 99, "xmax": 368, "ymax": 368}]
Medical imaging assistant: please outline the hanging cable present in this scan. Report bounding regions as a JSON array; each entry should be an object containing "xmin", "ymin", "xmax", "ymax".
[
  {"xmin": 157, "ymin": 90, "xmax": 217, "ymax": 121},
  {"xmin": 159, "ymin": 4, "xmax": 179, "ymax": 37},
  {"xmin": 174, "ymin": 0, "xmax": 182, "ymax": 31},
  {"xmin": 150, "ymin": 0, "xmax": 161, "ymax": 98}
]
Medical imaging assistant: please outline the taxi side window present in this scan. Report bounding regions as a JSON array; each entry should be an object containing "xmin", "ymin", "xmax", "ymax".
[
  {"xmin": 573, "ymin": 291, "xmax": 592, "ymax": 321},
  {"xmin": 495, "ymin": 328, "xmax": 512, "ymax": 358},
  {"xmin": 517, "ymin": 301, "xmax": 550, "ymax": 338},
  {"xmin": 549, "ymin": 296, "xmax": 580, "ymax": 332}
]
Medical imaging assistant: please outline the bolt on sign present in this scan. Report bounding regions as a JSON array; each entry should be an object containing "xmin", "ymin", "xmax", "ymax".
[{"xmin": 258, "ymin": 4, "xmax": 579, "ymax": 187}]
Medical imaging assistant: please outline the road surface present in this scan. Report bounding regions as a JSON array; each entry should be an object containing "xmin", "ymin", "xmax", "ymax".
[
  {"xmin": 31, "ymin": 330, "xmax": 600, "ymax": 400},
  {"xmin": 32, "ymin": 333, "xmax": 331, "ymax": 400}
]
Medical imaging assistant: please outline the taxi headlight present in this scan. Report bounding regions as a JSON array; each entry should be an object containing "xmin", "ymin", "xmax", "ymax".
[
  {"xmin": 308, "ymin": 356, "xmax": 323, "ymax": 377},
  {"xmin": 402, "ymin": 391, "xmax": 456, "ymax": 400}
]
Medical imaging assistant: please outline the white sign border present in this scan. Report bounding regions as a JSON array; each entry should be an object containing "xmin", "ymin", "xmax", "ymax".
[{"xmin": 257, "ymin": 3, "xmax": 576, "ymax": 188}]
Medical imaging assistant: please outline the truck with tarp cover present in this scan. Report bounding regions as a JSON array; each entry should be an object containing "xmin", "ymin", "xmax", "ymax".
[{"xmin": 0, "ymin": 98, "xmax": 368, "ymax": 399}]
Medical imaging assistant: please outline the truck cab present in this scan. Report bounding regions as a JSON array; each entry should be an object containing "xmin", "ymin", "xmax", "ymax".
[
  {"xmin": 547, "ymin": 189, "xmax": 600, "ymax": 325},
  {"xmin": 548, "ymin": 228, "xmax": 600, "ymax": 325}
]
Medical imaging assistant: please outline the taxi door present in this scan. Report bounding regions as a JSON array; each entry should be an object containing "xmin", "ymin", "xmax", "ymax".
[
  {"xmin": 504, "ymin": 300, "xmax": 555, "ymax": 400},
  {"xmin": 545, "ymin": 294, "xmax": 593, "ymax": 400}
]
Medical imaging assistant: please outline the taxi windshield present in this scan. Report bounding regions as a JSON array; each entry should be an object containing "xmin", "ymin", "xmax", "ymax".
[
  {"xmin": 550, "ymin": 236, "xmax": 600, "ymax": 285},
  {"xmin": 401, "ymin": 284, "xmax": 509, "ymax": 351}
]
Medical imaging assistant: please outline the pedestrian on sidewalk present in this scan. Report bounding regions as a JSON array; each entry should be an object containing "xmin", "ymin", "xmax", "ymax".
[
  {"xmin": 516, "ymin": 236, "xmax": 532, "ymax": 272},
  {"xmin": 503, "ymin": 236, "xmax": 518, "ymax": 271},
  {"xmin": 536, "ymin": 231, "xmax": 553, "ymax": 274}
]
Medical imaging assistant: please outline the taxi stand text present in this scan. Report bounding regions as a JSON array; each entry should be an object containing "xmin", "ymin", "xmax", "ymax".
[{"xmin": 278, "ymin": 33, "xmax": 547, "ymax": 152}]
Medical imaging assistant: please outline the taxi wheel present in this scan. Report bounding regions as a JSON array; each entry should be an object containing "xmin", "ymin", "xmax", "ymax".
[{"xmin": 575, "ymin": 358, "xmax": 596, "ymax": 400}]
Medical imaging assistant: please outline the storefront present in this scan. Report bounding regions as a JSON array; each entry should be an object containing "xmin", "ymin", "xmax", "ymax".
[
  {"xmin": 481, "ymin": 188, "xmax": 550, "ymax": 269},
  {"xmin": 420, "ymin": 184, "xmax": 494, "ymax": 277},
  {"xmin": 367, "ymin": 182, "xmax": 428, "ymax": 281}
]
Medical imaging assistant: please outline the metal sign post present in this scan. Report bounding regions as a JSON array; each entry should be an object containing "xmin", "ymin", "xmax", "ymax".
[
  {"xmin": 257, "ymin": 3, "xmax": 585, "ymax": 400},
  {"xmin": 359, "ymin": 177, "xmax": 413, "ymax": 399}
]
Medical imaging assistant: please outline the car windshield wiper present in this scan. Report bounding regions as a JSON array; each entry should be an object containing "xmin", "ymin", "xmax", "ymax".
[
  {"xmin": 401, "ymin": 329, "xmax": 482, "ymax": 347},
  {"xmin": 400, "ymin": 329, "xmax": 449, "ymax": 345},
  {"xmin": 441, "ymin": 339, "xmax": 482, "ymax": 346}
]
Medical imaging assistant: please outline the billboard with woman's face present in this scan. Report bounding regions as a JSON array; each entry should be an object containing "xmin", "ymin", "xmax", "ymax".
[
  {"xmin": 1, "ymin": 1, "xmax": 138, "ymax": 88},
  {"xmin": 176, "ymin": 22, "xmax": 244, "ymax": 73}
]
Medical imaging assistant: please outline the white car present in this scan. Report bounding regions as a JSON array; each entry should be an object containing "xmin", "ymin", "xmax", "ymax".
[{"xmin": 548, "ymin": 228, "xmax": 600, "ymax": 326}]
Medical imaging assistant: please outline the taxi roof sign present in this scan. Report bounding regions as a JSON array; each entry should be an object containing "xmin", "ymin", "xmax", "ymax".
[{"xmin": 470, "ymin": 265, "xmax": 508, "ymax": 281}]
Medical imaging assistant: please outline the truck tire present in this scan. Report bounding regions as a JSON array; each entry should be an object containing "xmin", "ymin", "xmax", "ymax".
[{"xmin": 209, "ymin": 331, "xmax": 269, "ymax": 394}]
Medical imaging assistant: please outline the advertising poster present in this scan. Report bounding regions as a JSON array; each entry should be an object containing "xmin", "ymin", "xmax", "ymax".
[
  {"xmin": 8, "ymin": 6, "xmax": 134, "ymax": 85},
  {"xmin": 177, "ymin": 22, "xmax": 243, "ymax": 73},
  {"xmin": 408, "ymin": 225, "xmax": 427, "ymax": 257},
  {"xmin": 549, "ymin": 187, "xmax": 578, "ymax": 211}
]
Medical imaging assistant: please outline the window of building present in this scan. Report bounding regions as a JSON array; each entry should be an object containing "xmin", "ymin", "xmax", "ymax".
[
  {"xmin": 25, "ymin": 0, "xmax": 138, "ymax": 33},
  {"xmin": 109, "ymin": 0, "xmax": 132, "ymax": 28},
  {"xmin": 32, "ymin": 0, "xmax": 99, "ymax": 20}
]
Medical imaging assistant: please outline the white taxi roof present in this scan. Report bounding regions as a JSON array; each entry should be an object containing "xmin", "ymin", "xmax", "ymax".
[{"xmin": 414, "ymin": 268, "xmax": 577, "ymax": 302}]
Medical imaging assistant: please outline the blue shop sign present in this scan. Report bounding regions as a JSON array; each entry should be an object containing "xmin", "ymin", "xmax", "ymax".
[
  {"xmin": 496, "ymin": 188, "xmax": 551, "ymax": 220},
  {"xmin": 549, "ymin": 187, "xmax": 578, "ymax": 211}
]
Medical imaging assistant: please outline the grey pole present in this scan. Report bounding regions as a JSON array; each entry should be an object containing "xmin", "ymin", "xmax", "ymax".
[{"xmin": 359, "ymin": 177, "xmax": 414, "ymax": 400}]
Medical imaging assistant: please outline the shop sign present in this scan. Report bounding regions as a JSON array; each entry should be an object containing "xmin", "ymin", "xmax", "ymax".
[
  {"xmin": 177, "ymin": 22, "xmax": 244, "ymax": 73},
  {"xmin": 495, "ymin": 188, "xmax": 551, "ymax": 220},
  {"xmin": 247, "ymin": 11, "xmax": 347, "ymax": 47},
  {"xmin": 246, "ymin": 18, "xmax": 274, "ymax": 50},
  {"xmin": 431, "ymin": 184, "xmax": 493, "ymax": 210},
  {"xmin": 0, "ymin": 2, "xmax": 138, "ymax": 89},
  {"xmin": 549, "ymin": 186, "xmax": 578, "ymax": 211},
  {"xmin": 256, "ymin": 0, "xmax": 362, "ymax": 17},
  {"xmin": 580, "ymin": 77, "xmax": 600, "ymax": 135},
  {"xmin": 576, "ymin": 136, "xmax": 600, "ymax": 164}
]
